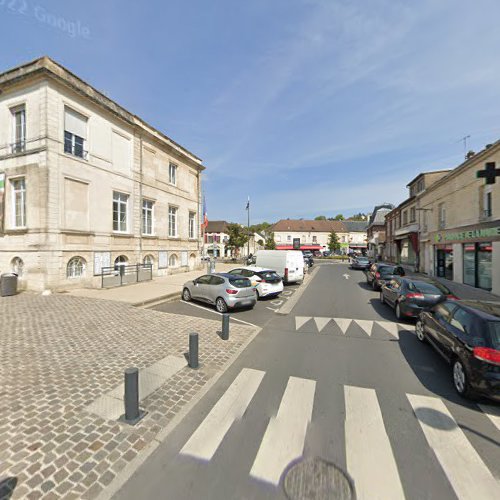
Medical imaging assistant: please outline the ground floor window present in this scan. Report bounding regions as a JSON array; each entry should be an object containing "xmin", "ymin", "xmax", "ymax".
[
  {"xmin": 436, "ymin": 245, "xmax": 453, "ymax": 280},
  {"xmin": 143, "ymin": 254, "xmax": 154, "ymax": 267},
  {"xmin": 67, "ymin": 256, "xmax": 86, "ymax": 278},
  {"xmin": 11, "ymin": 257, "xmax": 24, "ymax": 277},
  {"xmin": 463, "ymin": 242, "xmax": 492, "ymax": 291}
]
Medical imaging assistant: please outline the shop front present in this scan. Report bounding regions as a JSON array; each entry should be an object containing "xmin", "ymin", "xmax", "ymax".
[{"xmin": 432, "ymin": 222, "xmax": 500, "ymax": 292}]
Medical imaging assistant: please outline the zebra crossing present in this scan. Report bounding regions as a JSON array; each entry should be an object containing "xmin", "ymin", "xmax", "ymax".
[
  {"xmin": 295, "ymin": 316, "xmax": 407, "ymax": 338},
  {"xmin": 179, "ymin": 368, "xmax": 500, "ymax": 499}
]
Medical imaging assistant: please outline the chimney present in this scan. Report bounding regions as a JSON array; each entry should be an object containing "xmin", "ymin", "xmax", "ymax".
[
  {"xmin": 485, "ymin": 144, "xmax": 493, "ymax": 149},
  {"xmin": 466, "ymin": 150, "xmax": 475, "ymax": 159}
]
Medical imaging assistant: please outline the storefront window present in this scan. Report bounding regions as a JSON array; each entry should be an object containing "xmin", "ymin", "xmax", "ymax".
[
  {"xmin": 436, "ymin": 246, "xmax": 453, "ymax": 280},
  {"xmin": 477, "ymin": 242, "xmax": 492, "ymax": 291},
  {"xmin": 463, "ymin": 244, "xmax": 475, "ymax": 287}
]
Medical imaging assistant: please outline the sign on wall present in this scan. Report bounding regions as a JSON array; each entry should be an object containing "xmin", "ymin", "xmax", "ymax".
[
  {"xmin": 159, "ymin": 251, "xmax": 168, "ymax": 269},
  {"xmin": 293, "ymin": 238, "xmax": 300, "ymax": 250},
  {"xmin": 93, "ymin": 252, "xmax": 111, "ymax": 275}
]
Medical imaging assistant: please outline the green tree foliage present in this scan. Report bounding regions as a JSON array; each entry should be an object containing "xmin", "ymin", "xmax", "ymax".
[
  {"xmin": 264, "ymin": 232, "xmax": 276, "ymax": 249},
  {"xmin": 314, "ymin": 215, "xmax": 327, "ymax": 220},
  {"xmin": 226, "ymin": 223, "xmax": 249, "ymax": 256},
  {"xmin": 328, "ymin": 231, "xmax": 341, "ymax": 252},
  {"xmin": 334, "ymin": 214, "xmax": 345, "ymax": 220},
  {"xmin": 348, "ymin": 212, "xmax": 367, "ymax": 221}
]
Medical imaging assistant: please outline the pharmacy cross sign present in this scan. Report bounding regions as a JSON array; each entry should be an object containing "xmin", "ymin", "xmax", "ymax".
[{"xmin": 477, "ymin": 162, "xmax": 500, "ymax": 184}]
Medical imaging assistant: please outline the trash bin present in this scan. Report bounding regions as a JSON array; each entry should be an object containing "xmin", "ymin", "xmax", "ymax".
[{"xmin": 1, "ymin": 273, "xmax": 18, "ymax": 297}]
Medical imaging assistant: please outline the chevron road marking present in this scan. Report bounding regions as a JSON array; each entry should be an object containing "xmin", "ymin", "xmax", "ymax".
[
  {"xmin": 314, "ymin": 317, "xmax": 331, "ymax": 332},
  {"xmin": 334, "ymin": 318, "xmax": 352, "ymax": 334},
  {"xmin": 354, "ymin": 319, "xmax": 373, "ymax": 336},
  {"xmin": 295, "ymin": 316, "xmax": 312, "ymax": 330}
]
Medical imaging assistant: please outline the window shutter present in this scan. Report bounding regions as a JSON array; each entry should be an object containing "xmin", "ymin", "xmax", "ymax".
[{"xmin": 65, "ymin": 108, "xmax": 87, "ymax": 139}]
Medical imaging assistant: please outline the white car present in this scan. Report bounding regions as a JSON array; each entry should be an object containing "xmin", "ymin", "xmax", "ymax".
[{"xmin": 228, "ymin": 266, "xmax": 284, "ymax": 299}]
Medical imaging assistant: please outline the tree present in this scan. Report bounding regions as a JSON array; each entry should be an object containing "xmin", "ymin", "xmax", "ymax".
[
  {"xmin": 334, "ymin": 214, "xmax": 345, "ymax": 221},
  {"xmin": 348, "ymin": 212, "xmax": 367, "ymax": 221},
  {"xmin": 328, "ymin": 231, "xmax": 341, "ymax": 252},
  {"xmin": 226, "ymin": 223, "xmax": 249, "ymax": 256},
  {"xmin": 264, "ymin": 232, "xmax": 276, "ymax": 249},
  {"xmin": 314, "ymin": 215, "xmax": 327, "ymax": 220}
]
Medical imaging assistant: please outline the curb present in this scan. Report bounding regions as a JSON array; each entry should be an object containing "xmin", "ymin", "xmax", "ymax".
[{"xmin": 132, "ymin": 292, "xmax": 181, "ymax": 308}]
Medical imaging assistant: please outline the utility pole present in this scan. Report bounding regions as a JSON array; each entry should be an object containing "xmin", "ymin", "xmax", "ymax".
[{"xmin": 246, "ymin": 196, "xmax": 250, "ymax": 258}]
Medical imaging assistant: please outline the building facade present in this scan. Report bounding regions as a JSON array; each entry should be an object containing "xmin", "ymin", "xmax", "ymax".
[
  {"xmin": 367, "ymin": 204, "xmax": 394, "ymax": 258},
  {"xmin": 0, "ymin": 57, "xmax": 204, "ymax": 291},
  {"xmin": 202, "ymin": 221, "xmax": 264, "ymax": 258},
  {"xmin": 418, "ymin": 143, "xmax": 500, "ymax": 295}
]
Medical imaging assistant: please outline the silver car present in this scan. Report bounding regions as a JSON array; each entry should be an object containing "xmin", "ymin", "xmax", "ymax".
[{"xmin": 182, "ymin": 273, "xmax": 257, "ymax": 313}]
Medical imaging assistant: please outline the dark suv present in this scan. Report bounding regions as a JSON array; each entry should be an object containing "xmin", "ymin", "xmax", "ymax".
[
  {"xmin": 416, "ymin": 300, "xmax": 500, "ymax": 401},
  {"xmin": 365, "ymin": 263, "xmax": 405, "ymax": 290}
]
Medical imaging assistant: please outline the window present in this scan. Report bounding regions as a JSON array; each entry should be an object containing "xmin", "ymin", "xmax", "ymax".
[
  {"xmin": 312, "ymin": 235, "xmax": 317, "ymax": 243},
  {"xmin": 67, "ymin": 257, "xmax": 86, "ymax": 278},
  {"xmin": 438, "ymin": 203, "xmax": 446, "ymax": 229},
  {"xmin": 64, "ymin": 107, "xmax": 87, "ymax": 159},
  {"xmin": 433, "ymin": 302, "xmax": 456, "ymax": 322},
  {"xmin": 484, "ymin": 187, "xmax": 492, "ymax": 217},
  {"xmin": 114, "ymin": 255, "xmax": 128, "ymax": 271},
  {"xmin": 275, "ymin": 235, "xmax": 281, "ymax": 242},
  {"xmin": 168, "ymin": 206, "xmax": 178, "ymax": 237},
  {"xmin": 410, "ymin": 207, "xmax": 416, "ymax": 222},
  {"xmin": 287, "ymin": 235, "xmax": 291, "ymax": 242},
  {"xmin": 11, "ymin": 257, "xmax": 24, "ymax": 277},
  {"xmin": 113, "ymin": 191, "xmax": 129, "ymax": 232},
  {"xmin": 11, "ymin": 105, "xmax": 26, "ymax": 153},
  {"xmin": 168, "ymin": 253, "xmax": 178, "ymax": 267},
  {"xmin": 402, "ymin": 210, "xmax": 408, "ymax": 225},
  {"xmin": 142, "ymin": 199, "xmax": 154, "ymax": 235},
  {"xmin": 143, "ymin": 254, "xmax": 154, "ymax": 267},
  {"xmin": 169, "ymin": 163, "xmax": 177, "ymax": 185},
  {"xmin": 189, "ymin": 212, "xmax": 196, "ymax": 239},
  {"xmin": 11, "ymin": 178, "xmax": 26, "ymax": 228},
  {"xmin": 450, "ymin": 308, "xmax": 475, "ymax": 334}
]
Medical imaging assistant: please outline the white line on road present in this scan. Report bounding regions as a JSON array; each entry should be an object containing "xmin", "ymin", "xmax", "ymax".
[
  {"xmin": 295, "ymin": 316, "xmax": 312, "ymax": 330},
  {"xmin": 478, "ymin": 404, "xmax": 500, "ymax": 432},
  {"xmin": 180, "ymin": 368, "xmax": 265, "ymax": 461},
  {"xmin": 314, "ymin": 317, "xmax": 331, "ymax": 333},
  {"xmin": 376, "ymin": 321, "xmax": 399, "ymax": 339},
  {"xmin": 334, "ymin": 318, "xmax": 352, "ymax": 334},
  {"xmin": 270, "ymin": 300, "xmax": 283, "ymax": 306},
  {"xmin": 407, "ymin": 394, "xmax": 500, "ymax": 500},
  {"xmin": 354, "ymin": 319, "xmax": 373, "ymax": 336},
  {"xmin": 344, "ymin": 385, "xmax": 405, "ymax": 500},
  {"xmin": 250, "ymin": 376, "xmax": 316, "ymax": 486},
  {"xmin": 183, "ymin": 301, "xmax": 258, "ymax": 327}
]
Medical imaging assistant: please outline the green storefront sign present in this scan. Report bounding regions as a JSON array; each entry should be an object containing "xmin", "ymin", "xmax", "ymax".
[{"xmin": 434, "ymin": 226, "xmax": 500, "ymax": 243}]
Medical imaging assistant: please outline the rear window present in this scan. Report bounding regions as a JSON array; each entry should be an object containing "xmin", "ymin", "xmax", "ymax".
[
  {"xmin": 357, "ymin": 257, "xmax": 369, "ymax": 261},
  {"xmin": 257, "ymin": 271, "xmax": 281, "ymax": 281},
  {"xmin": 487, "ymin": 321, "xmax": 500, "ymax": 349},
  {"xmin": 379, "ymin": 266, "xmax": 396, "ymax": 276},
  {"xmin": 408, "ymin": 281, "xmax": 449, "ymax": 295},
  {"xmin": 229, "ymin": 278, "xmax": 251, "ymax": 288}
]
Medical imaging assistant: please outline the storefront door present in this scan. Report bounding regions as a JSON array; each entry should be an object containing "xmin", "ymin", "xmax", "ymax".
[{"xmin": 436, "ymin": 246, "xmax": 453, "ymax": 279}]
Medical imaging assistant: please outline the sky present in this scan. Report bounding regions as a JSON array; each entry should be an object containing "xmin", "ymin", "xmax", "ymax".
[{"xmin": 2, "ymin": 0, "xmax": 500, "ymax": 224}]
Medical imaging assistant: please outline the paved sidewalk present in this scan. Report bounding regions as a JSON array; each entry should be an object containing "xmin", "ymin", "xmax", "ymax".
[
  {"xmin": 67, "ymin": 264, "xmax": 235, "ymax": 307},
  {"xmin": 0, "ymin": 294, "xmax": 259, "ymax": 499}
]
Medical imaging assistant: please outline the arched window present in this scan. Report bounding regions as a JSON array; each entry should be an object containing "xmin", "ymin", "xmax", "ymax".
[
  {"xmin": 67, "ymin": 257, "xmax": 86, "ymax": 278},
  {"xmin": 168, "ymin": 253, "xmax": 178, "ymax": 267},
  {"xmin": 114, "ymin": 255, "xmax": 128, "ymax": 271},
  {"xmin": 143, "ymin": 254, "xmax": 154, "ymax": 267},
  {"xmin": 189, "ymin": 253, "xmax": 196, "ymax": 269},
  {"xmin": 11, "ymin": 257, "xmax": 24, "ymax": 277}
]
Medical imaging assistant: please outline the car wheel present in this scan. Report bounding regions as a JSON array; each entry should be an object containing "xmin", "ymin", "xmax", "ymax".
[
  {"xmin": 415, "ymin": 320, "xmax": 426, "ymax": 342},
  {"xmin": 216, "ymin": 297, "xmax": 228, "ymax": 313},
  {"xmin": 395, "ymin": 302, "xmax": 402, "ymax": 320},
  {"xmin": 255, "ymin": 289, "xmax": 260, "ymax": 300},
  {"xmin": 452, "ymin": 359, "xmax": 475, "ymax": 399},
  {"xmin": 182, "ymin": 288, "xmax": 191, "ymax": 302},
  {"xmin": 380, "ymin": 291, "xmax": 385, "ymax": 304}
]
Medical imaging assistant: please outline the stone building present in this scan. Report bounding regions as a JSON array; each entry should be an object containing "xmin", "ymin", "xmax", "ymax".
[
  {"xmin": 366, "ymin": 204, "xmax": 394, "ymax": 258},
  {"xmin": 0, "ymin": 57, "xmax": 204, "ymax": 291},
  {"xmin": 418, "ymin": 143, "xmax": 500, "ymax": 294}
]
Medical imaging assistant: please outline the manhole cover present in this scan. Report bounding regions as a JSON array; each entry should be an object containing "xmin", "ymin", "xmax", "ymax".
[{"xmin": 283, "ymin": 457, "xmax": 355, "ymax": 500}]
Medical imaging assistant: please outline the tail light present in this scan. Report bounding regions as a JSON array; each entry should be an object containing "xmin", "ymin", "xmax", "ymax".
[
  {"xmin": 473, "ymin": 347, "xmax": 500, "ymax": 366},
  {"xmin": 447, "ymin": 294, "xmax": 459, "ymax": 300},
  {"xmin": 405, "ymin": 293, "xmax": 424, "ymax": 300},
  {"xmin": 226, "ymin": 289, "xmax": 238, "ymax": 295},
  {"xmin": 375, "ymin": 272, "xmax": 381, "ymax": 279},
  {"xmin": 260, "ymin": 279, "xmax": 267, "ymax": 283}
]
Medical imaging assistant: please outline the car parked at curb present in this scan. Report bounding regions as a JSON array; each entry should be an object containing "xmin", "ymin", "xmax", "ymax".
[
  {"xmin": 182, "ymin": 273, "xmax": 257, "ymax": 313},
  {"xmin": 365, "ymin": 263, "xmax": 405, "ymax": 290},
  {"xmin": 228, "ymin": 266, "xmax": 283, "ymax": 299},
  {"xmin": 350, "ymin": 256, "xmax": 371, "ymax": 270},
  {"xmin": 415, "ymin": 300, "xmax": 500, "ymax": 401},
  {"xmin": 380, "ymin": 277, "xmax": 458, "ymax": 320}
]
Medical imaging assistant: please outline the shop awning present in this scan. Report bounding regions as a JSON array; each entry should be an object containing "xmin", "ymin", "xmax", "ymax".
[{"xmin": 276, "ymin": 245, "xmax": 322, "ymax": 251}]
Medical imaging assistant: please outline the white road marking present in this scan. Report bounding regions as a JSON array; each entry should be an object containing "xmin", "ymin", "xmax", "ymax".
[
  {"xmin": 345, "ymin": 386, "xmax": 405, "ymax": 500},
  {"xmin": 266, "ymin": 307, "xmax": 278, "ymax": 312},
  {"xmin": 333, "ymin": 318, "xmax": 352, "ymax": 334},
  {"xmin": 376, "ymin": 321, "xmax": 399, "ymax": 339},
  {"xmin": 180, "ymin": 368, "xmax": 265, "ymax": 460},
  {"xmin": 295, "ymin": 316, "xmax": 312, "ymax": 330},
  {"xmin": 250, "ymin": 377, "xmax": 316, "ymax": 486},
  {"xmin": 183, "ymin": 300, "xmax": 257, "ymax": 327},
  {"xmin": 282, "ymin": 290, "xmax": 293, "ymax": 296},
  {"xmin": 354, "ymin": 319, "xmax": 373, "ymax": 336},
  {"xmin": 314, "ymin": 317, "xmax": 331, "ymax": 333},
  {"xmin": 270, "ymin": 300, "xmax": 283, "ymax": 306},
  {"xmin": 407, "ymin": 394, "xmax": 500, "ymax": 500},
  {"xmin": 343, "ymin": 273, "xmax": 350, "ymax": 279},
  {"xmin": 478, "ymin": 404, "xmax": 500, "ymax": 432}
]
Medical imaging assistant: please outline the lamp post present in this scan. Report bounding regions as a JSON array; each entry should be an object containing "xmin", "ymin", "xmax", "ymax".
[{"xmin": 246, "ymin": 197, "xmax": 250, "ymax": 258}]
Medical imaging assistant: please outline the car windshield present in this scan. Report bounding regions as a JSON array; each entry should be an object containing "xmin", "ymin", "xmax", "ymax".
[
  {"xmin": 408, "ymin": 281, "xmax": 449, "ymax": 295},
  {"xmin": 229, "ymin": 278, "xmax": 251, "ymax": 288},
  {"xmin": 487, "ymin": 321, "xmax": 500, "ymax": 349},
  {"xmin": 357, "ymin": 257, "xmax": 369, "ymax": 261}
]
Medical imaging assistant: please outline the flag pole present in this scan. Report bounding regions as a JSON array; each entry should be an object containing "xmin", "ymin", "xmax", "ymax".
[{"xmin": 247, "ymin": 196, "xmax": 250, "ymax": 258}]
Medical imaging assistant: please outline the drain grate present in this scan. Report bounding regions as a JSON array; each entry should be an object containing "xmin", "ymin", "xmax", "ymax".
[{"xmin": 283, "ymin": 457, "xmax": 355, "ymax": 500}]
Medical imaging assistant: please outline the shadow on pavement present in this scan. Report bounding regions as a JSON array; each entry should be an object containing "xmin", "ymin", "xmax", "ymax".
[{"xmin": 0, "ymin": 477, "xmax": 18, "ymax": 500}]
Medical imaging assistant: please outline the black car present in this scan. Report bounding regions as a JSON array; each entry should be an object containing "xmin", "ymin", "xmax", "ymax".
[
  {"xmin": 416, "ymin": 300, "xmax": 500, "ymax": 401},
  {"xmin": 365, "ymin": 263, "xmax": 405, "ymax": 290},
  {"xmin": 380, "ymin": 277, "xmax": 457, "ymax": 320},
  {"xmin": 302, "ymin": 251, "xmax": 314, "ymax": 267},
  {"xmin": 350, "ymin": 256, "xmax": 371, "ymax": 270}
]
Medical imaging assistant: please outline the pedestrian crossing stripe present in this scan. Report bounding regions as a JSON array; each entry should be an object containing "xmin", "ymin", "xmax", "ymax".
[
  {"xmin": 294, "ymin": 316, "xmax": 409, "ymax": 338},
  {"xmin": 478, "ymin": 404, "xmax": 500, "ymax": 432},
  {"xmin": 179, "ymin": 370, "xmax": 500, "ymax": 495}
]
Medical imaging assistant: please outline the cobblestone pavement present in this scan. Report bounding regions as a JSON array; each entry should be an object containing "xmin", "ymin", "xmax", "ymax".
[{"xmin": 0, "ymin": 294, "xmax": 258, "ymax": 499}]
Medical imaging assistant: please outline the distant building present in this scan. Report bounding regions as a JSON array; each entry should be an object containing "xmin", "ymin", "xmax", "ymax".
[
  {"xmin": 202, "ymin": 221, "xmax": 264, "ymax": 258},
  {"xmin": 367, "ymin": 204, "xmax": 394, "ymax": 258},
  {"xmin": 0, "ymin": 57, "xmax": 204, "ymax": 291},
  {"xmin": 342, "ymin": 220, "xmax": 368, "ymax": 253}
]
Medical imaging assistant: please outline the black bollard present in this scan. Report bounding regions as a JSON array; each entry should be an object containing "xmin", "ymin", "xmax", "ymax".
[
  {"xmin": 123, "ymin": 368, "xmax": 142, "ymax": 424},
  {"xmin": 189, "ymin": 332, "xmax": 199, "ymax": 369},
  {"xmin": 221, "ymin": 313, "xmax": 230, "ymax": 340}
]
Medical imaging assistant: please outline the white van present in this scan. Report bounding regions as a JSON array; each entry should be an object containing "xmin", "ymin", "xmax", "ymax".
[{"xmin": 255, "ymin": 250, "xmax": 304, "ymax": 284}]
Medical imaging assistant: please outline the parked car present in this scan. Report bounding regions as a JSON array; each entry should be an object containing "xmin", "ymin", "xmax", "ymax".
[
  {"xmin": 350, "ymin": 256, "xmax": 371, "ymax": 270},
  {"xmin": 313, "ymin": 250, "xmax": 322, "ymax": 257},
  {"xmin": 302, "ymin": 251, "xmax": 314, "ymax": 268},
  {"xmin": 380, "ymin": 277, "xmax": 458, "ymax": 320},
  {"xmin": 182, "ymin": 273, "xmax": 257, "ymax": 313},
  {"xmin": 323, "ymin": 250, "xmax": 332, "ymax": 257},
  {"xmin": 228, "ymin": 266, "xmax": 283, "ymax": 299},
  {"xmin": 365, "ymin": 263, "xmax": 405, "ymax": 290},
  {"xmin": 255, "ymin": 250, "xmax": 304, "ymax": 284},
  {"xmin": 416, "ymin": 300, "xmax": 500, "ymax": 401}
]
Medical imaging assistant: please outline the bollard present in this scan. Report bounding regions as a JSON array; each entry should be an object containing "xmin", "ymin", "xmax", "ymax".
[
  {"xmin": 122, "ymin": 367, "xmax": 145, "ymax": 425},
  {"xmin": 221, "ymin": 313, "xmax": 230, "ymax": 340},
  {"xmin": 189, "ymin": 332, "xmax": 199, "ymax": 369}
]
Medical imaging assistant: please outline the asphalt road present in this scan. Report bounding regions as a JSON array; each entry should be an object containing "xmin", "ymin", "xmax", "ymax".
[{"xmin": 115, "ymin": 261, "xmax": 500, "ymax": 500}]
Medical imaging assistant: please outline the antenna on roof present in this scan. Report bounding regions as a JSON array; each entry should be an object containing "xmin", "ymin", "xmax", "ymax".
[{"xmin": 457, "ymin": 135, "xmax": 471, "ymax": 159}]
